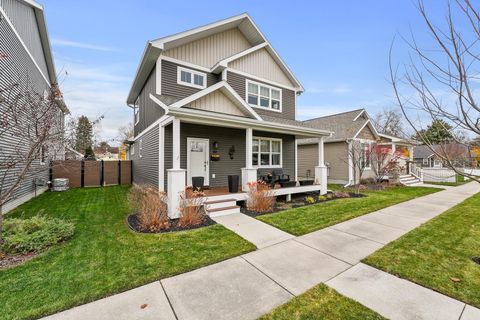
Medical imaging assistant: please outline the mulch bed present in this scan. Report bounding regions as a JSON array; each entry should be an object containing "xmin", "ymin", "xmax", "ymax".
[
  {"xmin": 126, "ymin": 214, "xmax": 216, "ymax": 234},
  {"xmin": 241, "ymin": 192, "xmax": 367, "ymax": 217},
  {"xmin": 0, "ymin": 252, "xmax": 38, "ymax": 270},
  {"xmin": 472, "ymin": 256, "xmax": 480, "ymax": 265}
]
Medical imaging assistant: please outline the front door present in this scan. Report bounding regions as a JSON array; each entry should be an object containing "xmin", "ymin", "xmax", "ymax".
[{"xmin": 187, "ymin": 137, "xmax": 209, "ymax": 186}]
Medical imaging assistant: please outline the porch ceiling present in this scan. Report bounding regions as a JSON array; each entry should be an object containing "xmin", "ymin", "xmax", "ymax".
[{"xmin": 167, "ymin": 107, "xmax": 332, "ymax": 138}]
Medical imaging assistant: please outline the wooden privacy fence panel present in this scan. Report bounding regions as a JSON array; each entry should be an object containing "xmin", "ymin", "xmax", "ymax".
[
  {"xmin": 103, "ymin": 161, "xmax": 119, "ymax": 186},
  {"xmin": 84, "ymin": 161, "xmax": 101, "ymax": 187},
  {"xmin": 50, "ymin": 160, "xmax": 132, "ymax": 188},
  {"xmin": 52, "ymin": 160, "xmax": 82, "ymax": 188}
]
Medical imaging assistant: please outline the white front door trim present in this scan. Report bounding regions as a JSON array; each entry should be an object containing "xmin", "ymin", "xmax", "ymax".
[{"xmin": 187, "ymin": 137, "xmax": 210, "ymax": 186}]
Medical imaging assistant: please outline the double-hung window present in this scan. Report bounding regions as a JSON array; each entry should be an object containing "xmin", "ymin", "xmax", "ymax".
[
  {"xmin": 177, "ymin": 66, "xmax": 206, "ymax": 89},
  {"xmin": 252, "ymin": 137, "xmax": 282, "ymax": 167},
  {"xmin": 247, "ymin": 80, "xmax": 281, "ymax": 111},
  {"xmin": 360, "ymin": 142, "xmax": 371, "ymax": 169}
]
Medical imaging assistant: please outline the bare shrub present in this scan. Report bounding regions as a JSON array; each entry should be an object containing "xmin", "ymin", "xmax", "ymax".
[
  {"xmin": 178, "ymin": 186, "xmax": 206, "ymax": 227},
  {"xmin": 333, "ymin": 191, "xmax": 350, "ymax": 198},
  {"xmin": 128, "ymin": 185, "xmax": 169, "ymax": 232},
  {"xmin": 246, "ymin": 180, "xmax": 276, "ymax": 213}
]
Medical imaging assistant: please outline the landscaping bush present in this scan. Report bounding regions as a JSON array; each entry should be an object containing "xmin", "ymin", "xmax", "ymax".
[
  {"xmin": 246, "ymin": 180, "xmax": 276, "ymax": 213},
  {"xmin": 318, "ymin": 195, "xmax": 327, "ymax": 201},
  {"xmin": 1, "ymin": 215, "xmax": 74, "ymax": 255},
  {"xmin": 178, "ymin": 186, "xmax": 206, "ymax": 227},
  {"xmin": 333, "ymin": 191, "xmax": 351, "ymax": 198},
  {"xmin": 305, "ymin": 195, "xmax": 316, "ymax": 204},
  {"xmin": 128, "ymin": 185, "xmax": 170, "ymax": 232}
]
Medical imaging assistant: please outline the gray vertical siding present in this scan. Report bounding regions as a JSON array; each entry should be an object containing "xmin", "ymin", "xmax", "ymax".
[
  {"xmin": 134, "ymin": 68, "xmax": 164, "ymax": 136},
  {"xmin": 227, "ymin": 71, "xmax": 296, "ymax": 120},
  {"xmin": 131, "ymin": 125, "xmax": 159, "ymax": 187},
  {"xmin": 161, "ymin": 60, "xmax": 219, "ymax": 99},
  {"xmin": 161, "ymin": 123, "xmax": 296, "ymax": 189},
  {"xmin": 0, "ymin": 0, "xmax": 49, "ymax": 79},
  {"xmin": 0, "ymin": 7, "xmax": 52, "ymax": 213},
  {"xmin": 180, "ymin": 123, "xmax": 246, "ymax": 188}
]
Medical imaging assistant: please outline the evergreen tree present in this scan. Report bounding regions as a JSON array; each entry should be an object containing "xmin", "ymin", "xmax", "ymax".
[
  {"xmin": 413, "ymin": 119, "xmax": 453, "ymax": 144},
  {"xmin": 75, "ymin": 116, "xmax": 93, "ymax": 153}
]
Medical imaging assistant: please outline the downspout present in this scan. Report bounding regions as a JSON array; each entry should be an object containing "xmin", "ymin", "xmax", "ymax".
[{"xmin": 344, "ymin": 139, "xmax": 354, "ymax": 187}]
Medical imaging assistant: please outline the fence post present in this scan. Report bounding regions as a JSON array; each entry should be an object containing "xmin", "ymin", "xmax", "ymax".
[
  {"xmin": 118, "ymin": 160, "xmax": 121, "ymax": 185},
  {"xmin": 81, "ymin": 160, "xmax": 85, "ymax": 187},
  {"xmin": 101, "ymin": 160, "xmax": 104, "ymax": 187},
  {"xmin": 130, "ymin": 161, "xmax": 133, "ymax": 185}
]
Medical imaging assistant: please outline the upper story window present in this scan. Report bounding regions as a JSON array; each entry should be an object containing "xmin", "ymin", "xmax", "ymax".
[
  {"xmin": 177, "ymin": 66, "xmax": 206, "ymax": 89},
  {"xmin": 134, "ymin": 97, "xmax": 140, "ymax": 125},
  {"xmin": 252, "ymin": 137, "xmax": 282, "ymax": 167},
  {"xmin": 246, "ymin": 80, "xmax": 282, "ymax": 112}
]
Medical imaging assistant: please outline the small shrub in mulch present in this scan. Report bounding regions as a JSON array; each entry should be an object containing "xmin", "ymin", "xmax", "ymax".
[
  {"xmin": 126, "ymin": 213, "xmax": 216, "ymax": 233},
  {"xmin": 241, "ymin": 191, "xmax": 367, "ymax": 217},
  {"xmin": 0, "ymin": 251, "xmax": 38, "ymax": 270}
]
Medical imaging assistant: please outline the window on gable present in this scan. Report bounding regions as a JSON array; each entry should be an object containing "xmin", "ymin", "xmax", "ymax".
[
  {"xmin": 177, "ymin": 67, "xmax": 206, "ymax": 89},
  {"xmin": 252, "ymin": 137, "xmax": 282, "ymax": 167},
  {"xmin": 246, "ymin": 80, "xmax": 282, "ymax": 112}
]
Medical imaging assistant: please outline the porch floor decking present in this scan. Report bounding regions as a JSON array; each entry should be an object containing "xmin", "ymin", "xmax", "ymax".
[{"xmin": 201, "ymin": 184, "xmax": 323, "ymax": 202}]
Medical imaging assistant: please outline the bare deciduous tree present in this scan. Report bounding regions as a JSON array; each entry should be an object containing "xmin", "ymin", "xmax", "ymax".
[
  {"xmin": 344, "ymin": 140, "xmax": 370, "ymax": 194},
  {"xmin": 0, "ymin": 77, "xmax": 66, "ymax": 243},
  {"xmin": 373, "ymin": 108, "xmax": 405, "ymax": 137},
  {"xmin": 390, "ymin": 0, "xmax": 480, "ymax": 181}
]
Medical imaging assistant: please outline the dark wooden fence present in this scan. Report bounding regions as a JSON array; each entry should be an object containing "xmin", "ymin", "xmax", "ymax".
[{"xmin": 51, "ymin": 160, "xmax": 132, "ymax": 188}]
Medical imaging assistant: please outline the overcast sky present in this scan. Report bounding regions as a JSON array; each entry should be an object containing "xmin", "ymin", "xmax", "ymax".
[{"xmin": 41, "ymin": 0, "xmax": 447, "ymax": 143}]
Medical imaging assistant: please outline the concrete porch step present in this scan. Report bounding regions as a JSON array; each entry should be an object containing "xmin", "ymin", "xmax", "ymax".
[
  {"xmin": 206, "ymin": 205, "xmax": 241, "ymax": 217},
  {"xmin": 204, "ymin": 198, "xmax": 237, "ymax": 210}
]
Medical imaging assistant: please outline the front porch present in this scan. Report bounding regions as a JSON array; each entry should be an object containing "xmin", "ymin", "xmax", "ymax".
[{"xmin": 161, "ymin": 111, "xmax": 331, "ymax": 218}]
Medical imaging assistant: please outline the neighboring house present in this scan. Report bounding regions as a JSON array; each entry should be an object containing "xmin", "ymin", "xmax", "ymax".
[
  {"xmin": 413, "ymin": 144, "xmax": 477, "ymax": 168},
  {"xmin": 126, "ymin": 13, "xmax": 331, "ymax": 218},
  {"xmin": 65, "ymin": 146, "xmax": 84, "ymax": 160},
  {"xmin": 94, "ymin": 144, "xmax": 119, "ymax": 160},
  {"xmin": 0, "ymin": 0, "xmax": 67, "ymax": 213},
  {"xmin": 298, "ymin": 109, "xmax": 413, "ymax": 185}
]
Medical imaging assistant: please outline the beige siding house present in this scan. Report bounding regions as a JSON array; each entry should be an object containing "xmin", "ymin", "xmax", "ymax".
[{"xmin": 298, "ymin": 109, "xmax": 381, "ymax": 185}]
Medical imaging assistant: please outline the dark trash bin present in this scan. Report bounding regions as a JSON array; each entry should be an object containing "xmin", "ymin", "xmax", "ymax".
[
  {"xmin": 228, "ymin": 175, "xmax": 239, "ymax": 193},
  {"xmin": 192, "ymin": 176, "xmax": 204, "ymax": 191}
]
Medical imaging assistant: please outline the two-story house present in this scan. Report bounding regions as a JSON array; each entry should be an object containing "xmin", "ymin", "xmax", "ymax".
[
  {"xmin": 126, "ymin": 13, "xmax": 331, "ymax": 218},
  {"xmin": 0, "ymin": 0, "xmax": 67, "ymax": 213}
]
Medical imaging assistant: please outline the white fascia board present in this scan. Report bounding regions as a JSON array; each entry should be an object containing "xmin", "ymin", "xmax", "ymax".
[
  {"xmin": 352, "ymin": 109, "xmax": 366, "ymax": 121},
  {"xmin": 211, "ymin": 42, "xmax": 268, "ymax": 73},
  {"xmin": 133, "ymin": 114, "xmax": 169, "ymax": 141},
  {"xmin": 151, "ymin": 13, "xmax": 249, "ymax": 49},
  {"xmin": 352, "ymin": 120, "xmax": 380, "ymax": 140},
  {"xmin": 0, "ymin": 6, "xmax": 51, "ymax": 86},
  {"xmin": 149, "ymin": 94, "xmax": 169, "ymax": 112},
  {"xmin": 168, "ymin": 81, "xmax": 262, "ymax": 121},
  {"xmin": 168, "ymin": 106, "xmax": 331, "ymax": 137}
]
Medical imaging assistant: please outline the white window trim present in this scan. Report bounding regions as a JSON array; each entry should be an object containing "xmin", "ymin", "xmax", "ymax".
[
  {"xmin": 134, "ymin": 97, "xmax": 140, "ymax": 125},
  {"xmin": 177, "ymin": 66, "xmax": 207, "ymax": 89},
  {"xmin": 252, "ymin": 136, "xmax": 282, "ymax": 168},
  {"xmin": 422, "ymin": 158, "xmax": 428, "ymax": 165},
  {"xmin": 39, "ymin": 145, "xmax": 47, "ymax": 165},
  {"xmin": 131, "ymin": 144, "xmax": 135, "ymax": 155},
  {"xmin": 359, "ymin": 140, "xmax": 372, "ymax": 170},
  {"xmin": 139, "ymin": 139, "xmax": 143, "ymax": 158},
  {"xmin": 246, "ymin": 79, "xmax": 282, "ymax": 113}
]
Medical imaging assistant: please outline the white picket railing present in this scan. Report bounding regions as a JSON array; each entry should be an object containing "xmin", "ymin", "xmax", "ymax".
[{"xmin": 409, "ymin": 162, "xmax": 424, "ymax": 182}]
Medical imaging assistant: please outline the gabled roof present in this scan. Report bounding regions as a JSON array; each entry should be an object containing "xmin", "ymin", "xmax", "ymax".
[
  {"xmin": 167, "ymin": 81, "xmax": 262, "ymax": 120},
  {"xmin": 299, "ymin": 109, "xmax": 379, "ymax": 144},
  {"xmin": 127, "ymin": 13, "xmax": 303, "ymax": 105}
]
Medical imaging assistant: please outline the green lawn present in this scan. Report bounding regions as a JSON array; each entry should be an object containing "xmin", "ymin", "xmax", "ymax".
[
  {"xmin": 0, "ymin": 186, "xmax": 255, "ymax": 320},
  {"xmin": 364, "ymin": 191, "xmax": 480, "ymax": 308},
  {"xmin": 259, "ymin": 283, "xmax": 385, "ymax": 320},
  {"xmin": 257, "ymin": 186, "xmax": 439, "ymax": 236}
]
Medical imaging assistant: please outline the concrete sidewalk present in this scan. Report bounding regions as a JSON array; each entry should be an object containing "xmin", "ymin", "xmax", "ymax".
[{"xmin": 43, "ymin": 182, "xmax": 480, "ymax": 320}]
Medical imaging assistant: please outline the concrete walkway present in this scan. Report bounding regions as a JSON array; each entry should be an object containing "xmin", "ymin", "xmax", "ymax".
[{"xmin": 43, "ymin": 183, "xmax": 480, "ymax": 320}]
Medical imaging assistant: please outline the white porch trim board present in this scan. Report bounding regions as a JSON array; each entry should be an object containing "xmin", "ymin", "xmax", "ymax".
[
  {"xmin": 315, "ymin": 137, "xmax": 328, "ymax": 194},
  {"xmin": 242, "ymin": 127, "xmax": 257, "ymax": 191}
]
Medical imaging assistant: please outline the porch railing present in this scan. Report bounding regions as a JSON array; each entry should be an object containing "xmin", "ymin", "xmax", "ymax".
[{"xmin": 409, "ymin": 162, "xmax": 424, "ymax": 182}]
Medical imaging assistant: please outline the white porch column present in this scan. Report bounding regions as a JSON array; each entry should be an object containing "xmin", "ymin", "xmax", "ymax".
[
  {"xmin": 391, "ymin": 142, "xmax": 396, "ymax": 154},
  {"xmin": 168, "ymin": 118, "xmax": 186, "ymax": 218},
  {"xmin": 242, "ymin": 127, "xmax": 257, "ymax": 191},
  {"xmin": 315, "ymin": 136, "xmax": 328, "ymax": 194}
]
